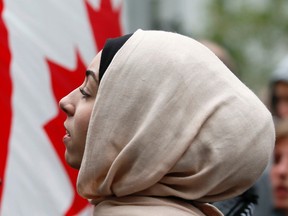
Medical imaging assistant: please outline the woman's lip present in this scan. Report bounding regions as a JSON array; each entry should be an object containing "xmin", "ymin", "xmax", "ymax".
[
  {"xmin": 66, "ymin": 129, "xmax": 70, "ymax": 136},
  {"xmin": 63, "ymin": 134, "xmax": 71, "ymax": 144},
  {"xmin": 275, "ymin": 186, "xmax": 288, "ymax": 198},
  {"xmin": 64, "ymin": 123, "xmax": 70, "ymax": 135}
]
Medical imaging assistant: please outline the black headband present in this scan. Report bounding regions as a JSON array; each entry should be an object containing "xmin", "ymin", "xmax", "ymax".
[{"xmin": 99, "ymin": 33, "xmax": 133, "ymax": 81}]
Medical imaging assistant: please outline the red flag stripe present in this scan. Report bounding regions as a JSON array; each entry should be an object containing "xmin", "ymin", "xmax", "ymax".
[{"xmin": 0, "ymin": 0, "xmax": 12, "ymax": 205}]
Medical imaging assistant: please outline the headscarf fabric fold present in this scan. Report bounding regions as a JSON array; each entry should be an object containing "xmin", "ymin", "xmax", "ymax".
[{"xmin": 77, "ymin": 29, "xmax": 275, "ymax": 215}]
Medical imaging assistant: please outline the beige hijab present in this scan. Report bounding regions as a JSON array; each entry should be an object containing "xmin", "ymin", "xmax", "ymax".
[{"xmin": 77, "ymin": 30, "xmax": 275, "ymax": 215}]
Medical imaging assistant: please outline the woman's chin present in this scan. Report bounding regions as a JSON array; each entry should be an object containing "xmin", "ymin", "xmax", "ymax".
[
  {"xmin": 274, "ymin": 200, "xmax": 288, "ymax": 211},
  {"xmin": 65, "ymin": 152, "xmax": 81, "ymax": 170}
]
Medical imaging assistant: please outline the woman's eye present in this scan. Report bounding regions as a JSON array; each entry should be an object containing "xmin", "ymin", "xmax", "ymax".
[
  {"xmin": 79, "ymin": 87, "xmax": 90, "ymax": 98},
  {"xmin": 273, "ymin": 153, "xmax": 281, "ymax": 165}
]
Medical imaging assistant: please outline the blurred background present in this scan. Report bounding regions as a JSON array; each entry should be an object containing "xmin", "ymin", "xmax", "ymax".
[
  {"xmin": 1, "ymin": 0, "xmax": 288, "ymax": 215},
  {"xmin": 123, "ymin": 0, "xmax": 288, "ymax": 96}
]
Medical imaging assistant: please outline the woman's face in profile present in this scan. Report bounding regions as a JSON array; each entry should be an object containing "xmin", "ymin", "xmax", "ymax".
[
  {"xmin": 270, "ymin": 136, "xmax": 288, "ymax": 210},
  {"xmin": 59, "ymin": 52, "xmax": 101, "ymax": 169}
]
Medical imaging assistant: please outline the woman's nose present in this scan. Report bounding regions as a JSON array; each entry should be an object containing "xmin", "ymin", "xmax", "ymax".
[
  {"xmin": 59, "ymin": 94, "xmax": 75, "ymax": 116},
  {"xmin": 275, "ymin": 159, "xmax": 288, "ymax": 179}
]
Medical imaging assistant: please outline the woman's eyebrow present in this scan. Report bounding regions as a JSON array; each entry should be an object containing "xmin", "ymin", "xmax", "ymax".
[{"xmin": 86, "ymin": 70, "xmax": 98, "ymax": 83}]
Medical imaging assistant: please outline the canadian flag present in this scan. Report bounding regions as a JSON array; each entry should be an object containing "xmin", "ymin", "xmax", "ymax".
[{"xmin": 0, "ymin": 0, "xmax": 123, "ymax": 215}]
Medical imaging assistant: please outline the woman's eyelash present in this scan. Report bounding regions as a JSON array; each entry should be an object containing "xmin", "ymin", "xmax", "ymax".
[{"xmin": 79, "ymin": 87, "xmax": 90, "ymax": 97}]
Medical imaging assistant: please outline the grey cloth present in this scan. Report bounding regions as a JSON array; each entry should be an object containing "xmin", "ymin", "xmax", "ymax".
[{"xmin": 253, "ymin": 169, "xmax": 274, "ymax": 216}]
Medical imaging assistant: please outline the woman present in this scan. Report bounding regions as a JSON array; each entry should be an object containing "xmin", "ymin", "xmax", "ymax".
[
  {"xmin": 270, "ymin": 119, "xmax": 288, "ymax": 216},
  {"xmin": 60, "ymin": 29, "xmax": 275, "ymax": 215},
  {"xmin": 269, "ymin": 55, "xmax": 288, "ymax": 119}
]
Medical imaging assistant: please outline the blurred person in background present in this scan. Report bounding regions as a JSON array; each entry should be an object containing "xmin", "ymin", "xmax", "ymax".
[
  {"xmin": 269, "ymin": 119, "xmax": 288, "ymax": 216},
  {"xmin": 253, "ymin": 55, "xmax": 288, "ymax": 216},
  {"xmin": 269, "ymin": 56, "xmax": 288, "ymax": 119}
]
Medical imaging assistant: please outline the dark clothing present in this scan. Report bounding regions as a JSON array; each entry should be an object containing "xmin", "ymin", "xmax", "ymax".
[
  {"xmin": 213, "ymin": 187, "xmax": 258, "ymax": 216},
  {"xmin": 270, "ymin": 209, "xmax": 286, "ymax": 216},
  {"xmin": 253, "ymin": 171, "xmax": 274, "ymax": 216}
]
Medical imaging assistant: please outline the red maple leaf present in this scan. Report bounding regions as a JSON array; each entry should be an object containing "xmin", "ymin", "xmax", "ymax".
[
  {"xmin": 86, "ymin": 0, "xmax": 123, "ymax": 50},
  {"xmin": 44, "ymin": 0, "xmax": 122, "ymax": 215}
]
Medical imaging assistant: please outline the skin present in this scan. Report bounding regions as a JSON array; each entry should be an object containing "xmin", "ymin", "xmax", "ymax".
[
  {"xmin": 274, "ymin": 82, "xmax": 288, "ymax": 119},
  {"xmin": 270, "ymin": 136, "xmax": 288, "ymax": 213},
  {"xmin": 59, "ymin": 51, "xmax": 102, "ymax": 169}
]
